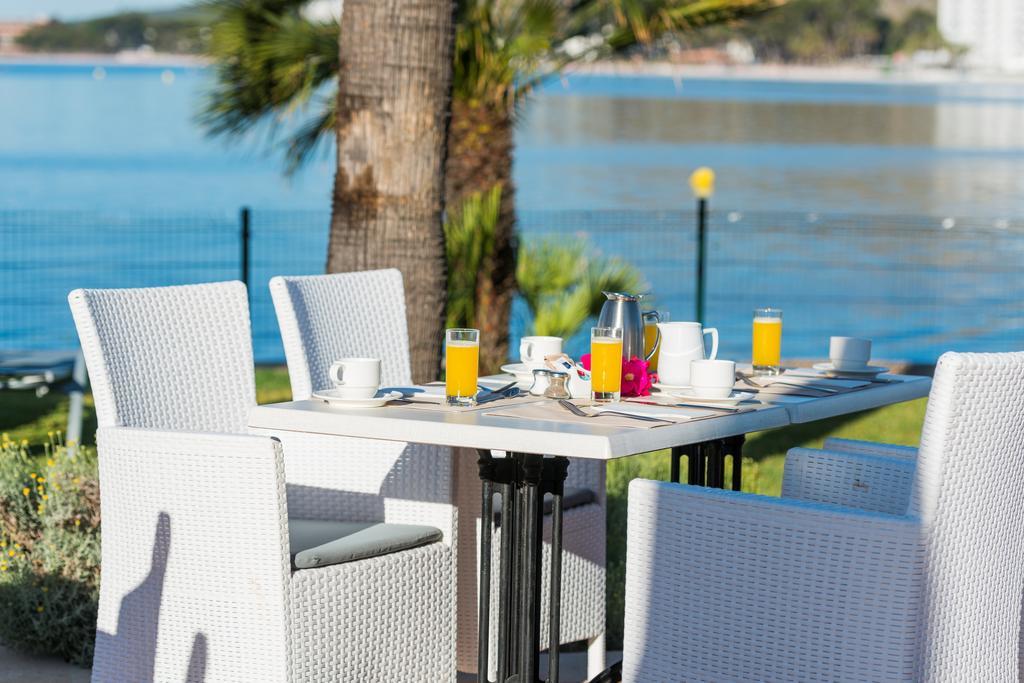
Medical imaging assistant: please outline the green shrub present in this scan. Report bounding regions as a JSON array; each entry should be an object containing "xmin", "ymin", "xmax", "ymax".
[{"xmin": 0, "ymin": 433, "xmax": 100, "ymax": 666}]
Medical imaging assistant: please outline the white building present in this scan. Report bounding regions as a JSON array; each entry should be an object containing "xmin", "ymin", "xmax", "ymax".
[{"xmin": 938, "ymin": 0, "xmax": 1024, "ymax": 72}]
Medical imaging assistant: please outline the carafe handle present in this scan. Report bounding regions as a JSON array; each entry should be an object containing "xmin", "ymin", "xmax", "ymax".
[{"xmin": 642, "ymin": 310, "xmax": 661, "ymax": 362}]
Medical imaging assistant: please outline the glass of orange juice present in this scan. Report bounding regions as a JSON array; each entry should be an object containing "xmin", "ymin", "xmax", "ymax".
[
  {"xmin": 591, "ymin": 326, "xmax": 623, "ymax": 403},
  {"xmin": 446, "ymin": 328, "xmax": 479, "ymax": 406},
  {"xmin": 752, "ymin": 308, "xmax": 782, "ymax": 376}
]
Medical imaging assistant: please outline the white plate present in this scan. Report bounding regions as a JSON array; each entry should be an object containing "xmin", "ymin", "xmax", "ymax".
[
  {"xmin": 652, "ymin": 381, "xmax": 692, "ymax": 392},
  {"xmin": 500, "ymin": 363, "xmax": 536, "ymax": 381},
  {"xmin": 668, "ymin": 390, "xmax": 755, "ymax": 406},
  {"xmin": 812, "ymin": 362, "xmax": 888, "ymax": 378},
  {"xmin": 312, "ymin": 389, "xmax": 403, "ymax": 408}
]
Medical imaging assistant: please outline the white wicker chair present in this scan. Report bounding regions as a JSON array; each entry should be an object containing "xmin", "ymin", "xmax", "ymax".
[
  {"xmin": 269, "ymin": 270, "xmax": 607, "ymax": 677},
  {"xmin": 69, "ymin": 282, "xmax": 457, "ymax": 681},
  {"xmin": 622, "ymin": 351, "xmax": 1024, "ymax": 682}
]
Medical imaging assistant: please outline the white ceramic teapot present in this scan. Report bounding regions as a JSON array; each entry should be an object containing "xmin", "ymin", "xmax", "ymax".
[{"xmin": 655, "ymin": 322, "xmax": 718, "ymax": 386}]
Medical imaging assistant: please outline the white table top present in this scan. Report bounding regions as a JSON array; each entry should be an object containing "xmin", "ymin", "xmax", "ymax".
[
  {"xmin": 756, "ymin": 374, "xmax": 931, "ymax": 423},
  {"xmin": 248, "ymin": 374, "xmax": 931, "ymax": 459}
]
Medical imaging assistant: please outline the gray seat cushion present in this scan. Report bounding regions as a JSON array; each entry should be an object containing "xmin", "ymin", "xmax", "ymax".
[
  {"xmin": 288, "ymin": 519, "xmax": 442, "ymax": 570},
  {"xmin": 492, "ymin": 486, "xmax": 596, "ymax": 525}
]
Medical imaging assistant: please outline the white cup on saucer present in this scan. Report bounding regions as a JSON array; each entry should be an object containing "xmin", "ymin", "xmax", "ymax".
[
  {"xmin": 519, "ymin": 336, "xmax": 562, "ymax": 369},
  {"xmin": 328, "ymin": 358, "xmax": 381, "ymax": 399},
  {"xmin": 829, "ymin": 337, "xmax": 871, "ymax": 371},
  {"xmin": 689, "ymin": 359, "xmax": 736, "ymax": 399}
]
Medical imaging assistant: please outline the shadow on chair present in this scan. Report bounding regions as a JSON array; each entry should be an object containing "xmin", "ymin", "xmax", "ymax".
[{"xmin": 92, "ymin": 512, "xmax": 208, "ymax": 682}]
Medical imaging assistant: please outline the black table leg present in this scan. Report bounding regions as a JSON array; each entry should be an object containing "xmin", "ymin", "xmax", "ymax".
[
  {"xmin": 477, "ymin": 451, "xmax": 569, "ymax": 683},
  {"xmin": 671, "ymin": 437, "xmax": 746, "ymax": 490}
]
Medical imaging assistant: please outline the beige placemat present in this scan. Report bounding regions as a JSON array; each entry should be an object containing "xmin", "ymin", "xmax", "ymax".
[{"xmin": 484, "ymin": 399, "xmax": 719, "ymax": 429}]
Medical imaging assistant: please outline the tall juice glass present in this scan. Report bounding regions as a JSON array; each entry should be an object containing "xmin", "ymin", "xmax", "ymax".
[
  {"xmin": 752, "ymin": 308, "xmax": 782, "ymax": 376},
  {"xmin": 446, "ymin": 328, "xmax": 479, "ymax": 406},
  {"xmin": 591, "ymin": 326, "xmax": 623, "ymax": 403}
]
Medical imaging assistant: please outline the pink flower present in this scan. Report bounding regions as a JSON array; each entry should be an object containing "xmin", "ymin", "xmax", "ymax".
[
  {"xmin": 621, "ymin": 356, "xmax": 653, "ymax": 397},
  {"xmin": 580, "ymin": 353, "xmax": 591, "ymax": 371}
]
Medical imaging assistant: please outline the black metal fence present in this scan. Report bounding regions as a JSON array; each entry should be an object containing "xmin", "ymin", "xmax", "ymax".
[{"xmin": 1, "ymin": 208, "xmax": 1021, "ymax": 364}]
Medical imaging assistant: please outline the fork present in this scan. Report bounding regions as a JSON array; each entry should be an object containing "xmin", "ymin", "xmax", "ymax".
[
  {"xmin": 556, "ymin": 399, "xmax": 671, "ymax": 423},
  {"xmin": 735, "ymin": 373, "xmax": 840, "ymax": 394}
]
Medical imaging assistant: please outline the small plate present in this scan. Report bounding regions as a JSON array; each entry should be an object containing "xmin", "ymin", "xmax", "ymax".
[
  {"xmin": 652, "ymin": 381, "xmax": 692, "ymax": 392},
  {"xmin": 668, "ymin": 390, "xmax": 755, "ymax": 406},
  {"xmin": 312, "ymin": 389, "xmax": 403, "ymax": 408},
  {"xmin": 500, "ymin": 363, "xmax": 536, "ymax": 382},
  {"xmin": 812, "ymin": 362, "xmax": 888, "ymax": 378}
]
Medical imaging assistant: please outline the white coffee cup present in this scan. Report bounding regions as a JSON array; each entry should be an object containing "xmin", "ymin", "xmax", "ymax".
[
  {"xmin": 519, "ymin": 336, "xmax": 562, "ymax": 369},
  {"xmin": 689, "ymin": 359, "xmax": 736, "ymax": 399},
  {"xmin": 829, "ymin": 337, "xmax": 871, "ymax": 371},
  {"xmin": 328, "ymin": 358, "xmax": 381, "ymax": 399}
]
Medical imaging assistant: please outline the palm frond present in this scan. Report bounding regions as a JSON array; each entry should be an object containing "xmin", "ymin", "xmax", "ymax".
[{"xmin": 444, "ymin": 184, "xmax": 503, "ymax": 329}]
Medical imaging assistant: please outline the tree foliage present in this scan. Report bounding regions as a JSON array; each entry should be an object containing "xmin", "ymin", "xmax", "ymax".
[
  {"xmin": 17, "ymin": 10, "xmax": 211, "ymax": 54},
  {"xmin": 200, "ymin": 0, "xmax": 783, "ymax": 169}
]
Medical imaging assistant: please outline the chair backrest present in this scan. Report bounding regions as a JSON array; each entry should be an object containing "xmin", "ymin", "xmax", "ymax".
[
  {"xmin": 910, "ymin": 351, "xmax": 1024, "ymax": 679},
  {"xmin": 269, "ymin": 270, "xmax": 413, "ymax": 400},
  {"xmin": 68, "ymin": 281, "xmax": 256, "ymax": 433}
]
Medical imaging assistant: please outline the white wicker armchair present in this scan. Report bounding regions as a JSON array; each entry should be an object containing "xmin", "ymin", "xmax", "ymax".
[
  {"xmin": 622, "ymin": 351, "xmax": 1024, "ymax": 682},
  {"xmin": 269, "ymin": 270, "xmax": 607, "ymax": 677},
  {"xmin": 69, "ymin": 282, "xmax": 457, "ymax": 681}
]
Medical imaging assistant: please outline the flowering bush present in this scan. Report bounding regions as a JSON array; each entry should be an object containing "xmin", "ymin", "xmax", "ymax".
[{"xmin": 0, "ymin": 433, "xmax": 100, "ymax": 666}]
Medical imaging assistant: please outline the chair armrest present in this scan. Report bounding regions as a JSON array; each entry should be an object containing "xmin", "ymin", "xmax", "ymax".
[
  {"xmin": 250, "ymin": 428, "xmax": 457, "ymax": 545},
  {"xmin": 623, "ymin": 480, "xmax": 923, "ymax": 683},
  {"xmin": 782, "ymin": 447, "xmax": 915, "ymax": 514},
  {"xmin": 823, "ymin": 437, "xmax": 918, "ymax": 461},
  {"xmin": 94, "ymin": 427, "xmax": 290, "ymax": 680}
]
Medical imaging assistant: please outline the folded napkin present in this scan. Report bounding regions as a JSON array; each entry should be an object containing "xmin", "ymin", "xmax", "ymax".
[
  {"xmin": 485, "ymin": 399, "xmax": 714, "ymax": 429},
  {"xmin": 735, "ymin": 373, "xmax": 869, "ymax": 398}
]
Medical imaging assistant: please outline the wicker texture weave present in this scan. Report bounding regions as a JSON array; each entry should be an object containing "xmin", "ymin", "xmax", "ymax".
[
  {"xmin": 94, "ymin": 428, "xmax": 456, "ymax": 682},
  {"xmin": 623, "ymin": 352, "xmax": 1024, "ymax": 682},
  {"xmin": 823, "ymin": 436, "xmax": 918, "ymax": 460},
  {"xmin": 269, "ymin": 270, "xmax": 412, "ymax": 398},
  {"xmin": 782, "ymin": 447, "xmax": 915, "ymax": 515},
  {"xmin": 71, "ymin": 281, "xmax": 457, "ymax": 681},
  {"xmin": 69, "ymin": 282, "xmax": 256, "ymax": 432},
  {"xmin": 271, "ymin": 271, "xmax": 608, "ymax": 674}
]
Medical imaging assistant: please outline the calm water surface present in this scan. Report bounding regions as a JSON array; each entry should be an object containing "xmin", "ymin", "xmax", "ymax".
[
  {"xmin": 2, "ymin": 63, "xmax": 1023, "ymax": 215},
  {"xmin": 2, "ymin": 63, "xmax": 1023, "ymax": 362}
]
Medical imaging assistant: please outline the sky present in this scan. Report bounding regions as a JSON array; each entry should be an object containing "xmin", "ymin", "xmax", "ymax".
[{"xmin": 0, "ymin": 0, "xmax": 180, "ymax": 21}]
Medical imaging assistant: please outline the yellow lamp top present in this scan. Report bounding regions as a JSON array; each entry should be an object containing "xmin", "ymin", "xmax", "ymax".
[{"xmin": 689, "ymin": 167, "xmax": 715, "ymax": 199}]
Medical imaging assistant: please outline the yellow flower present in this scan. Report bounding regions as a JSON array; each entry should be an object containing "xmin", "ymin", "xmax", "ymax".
[
  {"xmin": 37, "ymin": 505, "xmax": 45, "ymax": 514},
  {"xmin": 74, "ymin": 519, "xmax": 81, "ymax": 527},
  {"xmin": 36, "ymin": 477, "xmax": 45, "ymax": 484},
  {"xmin": 29, "ymin": 473, "xmax": 37, "ymax": 480},
  {"xmin": 36, "ymin": 606, "xmax": 44, "ymax": 613},
  {"xmin": 42, "ymin": 494, "xmax": 49, "ymax": 501},
  {"xmin": 6, "ymin": 550, "xmax": 14, "ymax": 557},
  {"xmin": 21, "ymin": 488, "xmax": 29, "ymax": 497},
  {"xmin": 72, "ymin": 478, "xmax": 80, "ymax": 485},
  {"xmin": 46, "ymin": 459, "xmax": 55, "ymax": 468},
  {"xmin": 20, "ymin": 439, "xmax": 28, "ymax": 447}
]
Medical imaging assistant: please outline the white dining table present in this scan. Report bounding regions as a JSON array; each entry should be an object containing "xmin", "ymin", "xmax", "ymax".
[{"xmin": 248, "ymin": 371, "xmax": 931, "ymax": 683}]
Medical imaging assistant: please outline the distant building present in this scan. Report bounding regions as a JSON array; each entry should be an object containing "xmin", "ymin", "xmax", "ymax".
[
  {"xmin": 0, "ymin": 21, "xmax": 44, "ymax": 54},
  {"xmin": 938, "ymin": 0, "xmax": 1024, "ymax": 72}
]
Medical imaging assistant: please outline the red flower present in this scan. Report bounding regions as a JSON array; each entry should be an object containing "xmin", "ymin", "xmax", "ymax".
[
  {"xmin": 621, "ymin": 356, "xmax": 653, "ymax": 397},
  {"xmin": 580, "ymin": 353, "xmax": 591, "ymax": 371}
]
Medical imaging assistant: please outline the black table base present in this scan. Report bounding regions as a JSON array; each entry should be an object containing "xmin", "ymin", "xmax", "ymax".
[{"xmin": 476, "ymin": 436, "xmax": 746, "ymax": 683}]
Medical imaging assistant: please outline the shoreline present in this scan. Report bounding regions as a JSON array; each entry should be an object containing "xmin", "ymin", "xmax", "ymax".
[{"xmin": 2, "ymin": 52, "xmax": 1023, "ymax": 84}]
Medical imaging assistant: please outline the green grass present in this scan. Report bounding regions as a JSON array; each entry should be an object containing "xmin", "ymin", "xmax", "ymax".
[{"xmin": 0, "ymin": 367, "xmax": 927, "ymax": 650}]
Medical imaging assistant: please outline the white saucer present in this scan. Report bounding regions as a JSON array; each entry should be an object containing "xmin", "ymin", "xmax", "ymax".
[
  {"xmin": 652, "ymin": 381, "xmax": 692, "ymax": 392},
  {"xmin": 669, "ymin": 390, "xmax": 755, "ymax": 406},
  {"xmin": 500, "ymin": 363, "xmax": 537, "ymax": 382},
  {"xmin": 312, "ymin": 389, "xmax": 403, "ymax": 408},
  {"xmin": 812, "ymin": 362, "xmax": 888, "ymax": 378}
]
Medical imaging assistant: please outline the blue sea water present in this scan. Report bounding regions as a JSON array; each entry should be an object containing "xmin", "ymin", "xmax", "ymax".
[{"xmin": 1, "ymin": 62, "xmax": 1023, "ymax": 362}]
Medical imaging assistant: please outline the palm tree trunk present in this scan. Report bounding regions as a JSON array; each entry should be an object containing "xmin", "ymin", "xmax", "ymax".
[
  {"xmin": 445, "ymin": 98, "xmax": 516, "ymax": 374},
  {"xmin": 326, "ymin": 0, "xmax": 455, "ymax": 383}
]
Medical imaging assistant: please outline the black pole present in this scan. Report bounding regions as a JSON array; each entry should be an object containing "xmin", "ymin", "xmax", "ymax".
[
  {"xmin": 240, "ymin": 206, "xmax": 251, "ymax": 292},
  {"xmin": 695, "ymin": 197, "xmax": 707, "ymax": 325}
]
